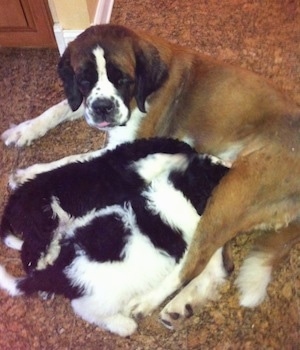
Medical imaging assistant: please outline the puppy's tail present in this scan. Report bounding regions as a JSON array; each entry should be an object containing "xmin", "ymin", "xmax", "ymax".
[{"xmin": 0, "ymin": 265, "xmax": 23, "ymax": 296}]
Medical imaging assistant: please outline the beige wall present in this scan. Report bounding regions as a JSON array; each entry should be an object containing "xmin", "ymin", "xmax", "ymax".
[
  {"xmin": 87, "ymin": 0, "xmax": 98, "ymax": 22},
  {"xmin": 49, "ymin": 0, "xmax": 97, "ymax": 30}
]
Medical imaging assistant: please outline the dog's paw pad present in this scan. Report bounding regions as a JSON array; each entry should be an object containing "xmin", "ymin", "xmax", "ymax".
[
  {"xmin": 185, "ymin": 304, "xmax": 194, "ymax": 318},
  {"xmin": 159, "ymin": 294, "xmax": 197, "ymax": 329}
]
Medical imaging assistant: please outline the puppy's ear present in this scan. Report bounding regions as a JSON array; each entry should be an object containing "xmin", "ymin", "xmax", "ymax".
[
  {"xmin": 134, "ymin": 43, "xmax": 168, "ymax": 112},
  {"xmin": 57, "ymin": 48, "xmax": 83, "ymax": 111}
]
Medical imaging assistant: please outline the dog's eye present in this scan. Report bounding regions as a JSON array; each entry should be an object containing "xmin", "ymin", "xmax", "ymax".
[
  {"xmin": 79, "ymin": 80, "xmax": 91, "ymax": 90},
  {"xmin": 117, "ymin": 77, "xmax": 133, "ymax": 87},
  {"xmin": 78, "ymin": 80, "xmax": 91, "ymax": 94}
]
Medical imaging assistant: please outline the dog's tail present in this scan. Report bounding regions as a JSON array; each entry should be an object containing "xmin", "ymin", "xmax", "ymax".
[{"xmin": 0, "ymin": 265, "xmax": 23, "ymax": 296}]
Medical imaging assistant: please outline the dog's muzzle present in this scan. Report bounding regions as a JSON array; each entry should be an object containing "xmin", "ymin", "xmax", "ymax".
[{"xmin": 84, "ymin": 97, "xmax": 126, "ymax": 129}]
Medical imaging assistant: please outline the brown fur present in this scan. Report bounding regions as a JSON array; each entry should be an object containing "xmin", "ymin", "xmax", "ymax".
[{"xmin": 64, "ymin": 24, "xmax": 300, "ymax": 286}]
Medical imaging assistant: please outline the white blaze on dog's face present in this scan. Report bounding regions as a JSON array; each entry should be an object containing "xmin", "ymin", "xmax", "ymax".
[{"xmin": 83, "ymin": 47, "xmax": 131, "ymax": 129}]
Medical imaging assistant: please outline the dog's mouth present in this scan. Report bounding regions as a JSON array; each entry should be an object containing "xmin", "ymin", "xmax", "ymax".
[
  {"xmin": 84, "ymin": 104, "xmax": 130, "ymax": 130},
  {"xmin": 94, "ymin": 121, "xmax": 111, "ymax": 129},
  {"xmin": 86, "ymin": 117, "xmax": 113, "ymax": 130},
  {"xmin": 84, "ymin": 112, "xmax": 127, "ymax": 130}
]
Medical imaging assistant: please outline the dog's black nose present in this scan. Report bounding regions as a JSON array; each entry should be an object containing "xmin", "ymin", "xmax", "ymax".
[{"xmin": 92, "ymin": 99, "xmax": 114, "ymax": 116}]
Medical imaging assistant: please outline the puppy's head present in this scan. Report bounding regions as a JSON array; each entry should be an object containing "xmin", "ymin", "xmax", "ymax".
[{"xmin": 58, "ymin": 24, "xmax": 168, "ymax": 130}]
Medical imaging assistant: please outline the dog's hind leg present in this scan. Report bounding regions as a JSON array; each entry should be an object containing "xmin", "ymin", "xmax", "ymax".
[
  {"xmin": 235, "ymin": 222, "xmax": 300, "ymax": 307},
  {"xmin": 160, "ymin": 151, "xmax": 300, "ymax": 326}
]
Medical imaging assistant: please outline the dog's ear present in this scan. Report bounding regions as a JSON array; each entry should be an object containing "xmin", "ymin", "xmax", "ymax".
[
  {"xmin": 57, "ymin": 48, "xmax": 83, "ymax": 111},
  {"xmin": 134, "ymin": 43, "xmax": 169, "ymax": 112}
]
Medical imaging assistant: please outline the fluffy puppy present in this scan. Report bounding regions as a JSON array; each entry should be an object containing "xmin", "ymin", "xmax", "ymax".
[{"xmin": 0, "ymin": 138, "xmax": 229, "ymax": 336}]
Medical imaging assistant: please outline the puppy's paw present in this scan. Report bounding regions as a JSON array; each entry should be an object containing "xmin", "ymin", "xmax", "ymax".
[
  {"xmin": 125, "ymin": 296, "xmax": 157, "ymax": 320},
  {"xmin": 3, "ymin": 234, "xmax": 23, "ymax": 251},
  {"xmin": 104, "ymin": 315, "xmax": 138, "ymax": 337},
  {"xmin": 1, "ymin": 121, "xmax": 36, "ymax": 147}
]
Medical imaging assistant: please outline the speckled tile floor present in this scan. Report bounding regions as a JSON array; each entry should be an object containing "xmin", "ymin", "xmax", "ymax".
[{"xmin": 0, "ymin": 1, "xmax": 299, "ymax": 349}]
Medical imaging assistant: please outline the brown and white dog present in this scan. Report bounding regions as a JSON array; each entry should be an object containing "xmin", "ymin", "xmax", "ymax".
[{"xmin": 2, "ymin": 24, "xmax": 300, "ymax": 329}]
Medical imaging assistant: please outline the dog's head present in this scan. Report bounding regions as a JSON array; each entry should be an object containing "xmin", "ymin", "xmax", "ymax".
[{"xmin": 58, "ymin": 24, "xmax": 169, "ymax": 130}]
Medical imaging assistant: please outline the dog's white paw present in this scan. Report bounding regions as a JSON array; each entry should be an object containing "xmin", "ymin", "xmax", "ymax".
[
  {"xmin": 3, "ymin": 234, "xmax": 23, "ymax": 251},
  {"xmin": 159, "ymin": 248, "xmax": 227, "ymax": 329},
  {"xmin": 125, "ymin": 295, "xmax": 158, "ymax": 320},
  {"xmin": 0, "ymin": 265, "xmax": 22, "ymax": 296},
  {"xmin": 1, "ymin": 121, "xmax": 36, "ymax": 147},
  {"xmin": 159, "ymin": 282, "xmax": 201, "ymax": 330},
  {"xmin": 106, "ymin": 316, "xmax": 138, "ymax": 337}
]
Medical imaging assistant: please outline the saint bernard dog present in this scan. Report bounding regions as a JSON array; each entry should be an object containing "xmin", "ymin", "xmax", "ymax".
[
  {"xmin": 1, "ymin": 24, "xmax": 300, "ymax": 329},
  {"xmin": 0, "ymin": 138, "xmax": 230, "ymax": 336}
]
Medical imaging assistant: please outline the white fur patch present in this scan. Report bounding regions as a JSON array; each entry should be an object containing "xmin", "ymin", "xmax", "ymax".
[
  {"xmin": 205, "ymin": 154, "xmax": 232, "ymax": 168},
  {"xmin": 143, "ymin": 174, "xmax": 199, "ymax": 242},
  {"xmin": 3, "ymin": 234, "xmax": 23, "ymax": 251},
  {"xmin": 106, "ymin": 107, "xmax": 145, "ymax": 149},
  {"xmin": 235, "ymin": 251, "xmax": 273, "ymax": 307},
  {"xmin": 133, "ymin": 153, "xmax": 189, "ymax": 183},
  {"xmin": 216, "ymin": 143, "xmax": 243, "ymax": 165},
  {"xmin": 71, "ymin": 297, "xmax": 138, "ymax": 337},
  {"xmin": 0, "ymin": 265, "xmax": 22, "ymax": 296},
  {"xmin": 36, "ymin": 197, "xmax": 72, "ymax": 270}
]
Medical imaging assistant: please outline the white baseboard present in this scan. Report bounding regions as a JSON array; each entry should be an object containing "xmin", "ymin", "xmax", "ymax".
[
  {"xmin": 93, "ymin": 0, "xmax": 114, "ymax": 25},
  {"xmin": 54, "ymin": 25, "xmax": 83, "ymax": 55},
  {"xmin": 54, "ymin": 0, "xmax": 114, "ymax": 56}
]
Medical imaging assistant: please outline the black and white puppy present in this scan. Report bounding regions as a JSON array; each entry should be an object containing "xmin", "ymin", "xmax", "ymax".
[{"xmin": 0, "ymin": 138, "xmax": 229, "ymax": 337}]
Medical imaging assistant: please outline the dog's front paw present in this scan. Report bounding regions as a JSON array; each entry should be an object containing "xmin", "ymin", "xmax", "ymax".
[
  {"xmin": 159, "ymin": 288, "xmax": 197, "ymax": 330},
  {"xmin": 1, "ymin": 121, "xmax": 37, "ymax": 147}
]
